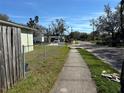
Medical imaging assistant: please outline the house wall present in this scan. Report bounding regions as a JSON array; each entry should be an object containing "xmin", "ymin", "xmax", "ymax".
[
  {"xmin": 33, "ymin": 33, "xmax": 44, "ymax": 43},
  {"xmin": 21, "ymin": 33, "xmax": 33, "ymax": 53},
  {"xmin": 48, "ymin": 36, "xmax": 65, "ymax": 43}
]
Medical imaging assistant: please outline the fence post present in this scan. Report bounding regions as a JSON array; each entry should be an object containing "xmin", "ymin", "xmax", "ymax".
[
  {"xmin": 44, "ymin": 44, "xmax": 47, "ymax": 61},
  {"xmin": 1, "ymin": 65, "xmax": 6, "ymax": 93},
  {"xmin": 121, "ymin": 61, "xmax": 124, "ymax": 93},
  {"xmin": 0, "ymin": 66, "xmax": 1, "ymax": 93},
  {"xmin": 44, "ymin": 44, "xmax": 46, "ymax": 61},
  {"xmin": 22, "ymin": 45, "xmax": 25, "ymax": 78}
]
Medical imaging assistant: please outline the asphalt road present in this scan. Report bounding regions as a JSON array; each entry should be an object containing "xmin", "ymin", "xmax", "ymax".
[{"xmin": 78, "ymin": 41, "xmax": 124, "ymax": 72}]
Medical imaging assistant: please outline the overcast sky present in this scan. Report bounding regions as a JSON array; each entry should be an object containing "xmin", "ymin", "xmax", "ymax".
[{"xmin": 0, "ymin": 0, "xmax": 120, "ymax": 33}]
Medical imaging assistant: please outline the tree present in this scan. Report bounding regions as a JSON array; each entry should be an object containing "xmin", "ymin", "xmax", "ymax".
[
  {"xmin": 27, "ymin": 16, "xmax": 46, "ymax": 37},
  {"xmin": 34, "ymin": 16, "xmax": 39, "ymax": 23},
  {"xmin": 115, "ymin": 4, "xmax": 124, "ymax": 43},
  {"xmin": 68, "ymin": 31, "xmax": 89, "ymax": 41},
  {"xmin": 91, "ymin": 4, "xmax": 120, "ymax": 46},
  {"xmin": 0, "ymin": 13, "xmax": 9, "ymax": 21},
  {"xmin": 46, "ymin": 25, "xmax": 53, "ymax": 43},
  {"xmin": 90, "ymin": 19, "xmax": 96, "ymax": 40},
  {"xmin": 69, "ymin": 31, "xmax": 80, "ymax": 40},
  {"xmin": 80, "ymin": 33, "xmax": 89, "ymax": 41},
  {"xmin": 50, "ymin": 18, "xmax": 67, "ymax": 36},
  {"xmin": 27, "ymin": 18, "xmax": 35, "ymax": 28},
  {"xmin": 27, "ymin": 16, "xmax": 39, "ymax": 28}
]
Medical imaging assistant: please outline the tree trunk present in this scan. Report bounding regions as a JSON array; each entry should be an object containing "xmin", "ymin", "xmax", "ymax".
[{"xmin": 111, "ymin": 31, "xmax": 115, "ymax": 47}]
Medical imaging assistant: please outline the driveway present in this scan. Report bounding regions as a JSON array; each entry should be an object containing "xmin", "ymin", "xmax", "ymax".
[{"xmin": 78, "ymin": 41, "xmax": 124, "ymax": 72}]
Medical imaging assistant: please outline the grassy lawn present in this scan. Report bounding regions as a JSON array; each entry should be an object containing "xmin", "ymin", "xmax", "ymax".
[
  {"xmin": 7, "ymin": 45, "xmax": 69, "ymax": 93},
  {"xmin": 78, "ymin": 48, "xmax": 120, "ymax": 93}
]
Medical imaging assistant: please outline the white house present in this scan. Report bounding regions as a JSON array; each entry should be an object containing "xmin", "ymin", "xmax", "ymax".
[
  {"xmin": 21, "ymin": 29, "xmax": 34, "ymax": 53},
  {"xmin": 33, "ymin": 33, "xmax": 45, "ymax": 43}
]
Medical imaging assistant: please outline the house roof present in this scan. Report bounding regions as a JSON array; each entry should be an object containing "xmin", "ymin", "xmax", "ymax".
[{"xmin": 0, "ymin": 20, "xmax": 38, "ymax": 31}]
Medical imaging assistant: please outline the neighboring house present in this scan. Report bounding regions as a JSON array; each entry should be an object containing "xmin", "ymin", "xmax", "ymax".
[
  {"xmin": 21, "ymin": 29, "xmax": 34, "ymax": 53},
  {"xmin": 46, "ymin": 35, "xmax": 65, "ymax": 43},
  {"xmin": 33, "ymin": 26, "xmax": 46, "ymax": 44},
  {"xmin": 33, "ymin": 33, "xmax": 45, "ymax": 43}
]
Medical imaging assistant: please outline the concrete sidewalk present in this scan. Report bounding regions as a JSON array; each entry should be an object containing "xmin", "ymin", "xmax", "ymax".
[{"xmin": 50, "ymin": 48, "xmax": 97, "ymax": 93}]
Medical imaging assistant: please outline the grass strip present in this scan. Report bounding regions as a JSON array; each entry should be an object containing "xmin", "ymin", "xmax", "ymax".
[
  {"xmin": 78, "ymin": 48, "xmax": 120, "ymax": 93},
  {"xmin": 7, "ymin": 46, "xmax": 69, "ymax": 93}
]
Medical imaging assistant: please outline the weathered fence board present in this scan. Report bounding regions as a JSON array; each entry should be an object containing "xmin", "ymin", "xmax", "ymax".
[
  {"xmin": 0, "ymin": 26, "xmax": 6, "ymax": 93},
  {"xmin": 7, "ymin": 27, "xmax": 13, "ymax": 87},
  {"xmin": 2, "ymin": 26, "xmax": 8, "ymax": 91},
  {"xmin": 0, "ymin": 26, "xmax": 3, "ymax": 93},
  {"xmin": 18, "ymin": 28, "xmax": 22, "ymax": 79},
  {"xmin": 0, "ymin": 25, "xmax": 24, "ymax": 93},
  {"xmin": 12, "ymin": 27, "xmax": 16, "ymax": 84}
]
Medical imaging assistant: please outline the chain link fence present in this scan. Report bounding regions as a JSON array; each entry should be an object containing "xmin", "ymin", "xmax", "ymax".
[{"xmin": 22, "ymin": 44, "xmax": 63, "ymax": 77}]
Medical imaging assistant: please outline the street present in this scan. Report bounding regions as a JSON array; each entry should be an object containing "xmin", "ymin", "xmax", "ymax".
[{"xmin": 78, "ymin": 41, "xmax": 124, "ymax": 72}]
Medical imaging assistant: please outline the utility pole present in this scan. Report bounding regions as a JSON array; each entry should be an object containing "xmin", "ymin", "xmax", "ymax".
[
  {"xmin": 90, "ymin": 19, "xmax": 95, "ymax": 41},
  {"xmin": 93, "ymin": 23, "xmax": 95, "ymax": 40},
  {"xmin": 120, "ymin": 0, "xmax": 124, "ymax": 93}
]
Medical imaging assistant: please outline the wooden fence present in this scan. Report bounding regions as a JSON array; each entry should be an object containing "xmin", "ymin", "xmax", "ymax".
[{"xmin": 0, "ymin": 20, "xmax": 36, "ymax": 93}]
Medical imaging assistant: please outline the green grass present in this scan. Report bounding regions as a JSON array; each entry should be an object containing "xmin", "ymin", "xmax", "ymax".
[
  {"xmin": 7, "ymin": 45, "xmax": 69, "ymax": 93},
  {"xmin": 78, "ymin": 48, "xmax": 120, "ymax": 93}
]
